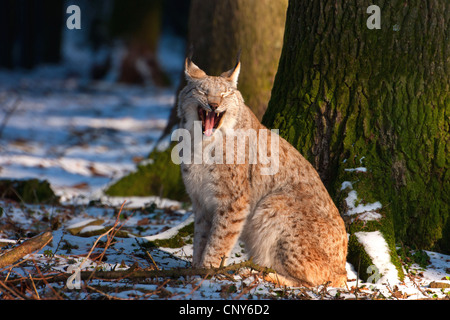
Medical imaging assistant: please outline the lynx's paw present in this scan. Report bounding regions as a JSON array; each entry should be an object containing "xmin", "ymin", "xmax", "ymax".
[{"xmin": 199, "ymin": 255, "xmax": 226, "ymax": 269}]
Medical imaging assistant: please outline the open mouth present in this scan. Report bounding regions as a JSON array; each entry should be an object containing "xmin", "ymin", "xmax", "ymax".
[{"xmin": 197, "ymin": 107, "xmax": 226, "ymax": 137}]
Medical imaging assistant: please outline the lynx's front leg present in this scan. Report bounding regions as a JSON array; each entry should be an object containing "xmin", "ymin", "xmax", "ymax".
[
  {"xmin": 192, "ymin": 211, "xmax": 210, "ymax": 267},
  {"xmin": 199, "ymin": 194, "xmax": 249, "ymax": 268}
]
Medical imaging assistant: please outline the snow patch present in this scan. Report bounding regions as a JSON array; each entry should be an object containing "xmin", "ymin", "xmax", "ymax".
[
  {"xmin": 344, "ymin": 167, "xmax": 367, "ymax": 172},
  {"xmin": 342, "ymin": 184, "xmax": 382, "ymax": 221},
  {"xmin": 354, "ymin": 231, "xmax": 399, "ymax": 284},
  {"xmin": 345, "ymin": 190, "xmax": 382, "ymax": 216},
  {"xmin": 144, "ymin": 214, "xmax": 194, "ymax": 241},
  {"xmin": 66, "ymin": 218, "xmax": 99, "ymax": 230},
  {"xmin": 357, "ymin": 211, "xmax": 383, "ymax": 221},
  {"xmin": 341, "ymin": 166, "xmax": 398, "ymax": 283},
  {"xmin": 79, "ymin": 225, "xmax": 106, "ymax": 234},
  {"xmin": 340, "ymin": 181, "xmax": 353, "ymax": 190}
]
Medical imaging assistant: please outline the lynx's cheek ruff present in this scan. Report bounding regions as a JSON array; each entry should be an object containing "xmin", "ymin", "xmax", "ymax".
[{"xmin": 197, "ymin": 106, "xmax": 226, "ymax": 137}]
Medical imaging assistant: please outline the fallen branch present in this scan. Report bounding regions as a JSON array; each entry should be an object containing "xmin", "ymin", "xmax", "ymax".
[
  {"xmin": 7, "ymin": 259, "xmax": 275, "ymax": 285},
  {"xmin": 82, "ymin": 259, "xmax": 275, "ymax": 281},
  {"xmin": 0, "ymin": 231, "xmax": 53, "ymax": 269}
]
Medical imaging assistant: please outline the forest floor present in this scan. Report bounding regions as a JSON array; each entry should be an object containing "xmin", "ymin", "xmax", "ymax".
[
  {"xmin": 0, "ymin": 196, "xmax": 449, "ymax": 300},
  {"xmin": 0, "ymin": 33, "xmax": 449, "ymax": 301}
]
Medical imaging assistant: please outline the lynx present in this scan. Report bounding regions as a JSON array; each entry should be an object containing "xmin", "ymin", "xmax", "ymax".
[{"xmin": 176, "ymin": 55, "xmax": 348, "ymax": 287}]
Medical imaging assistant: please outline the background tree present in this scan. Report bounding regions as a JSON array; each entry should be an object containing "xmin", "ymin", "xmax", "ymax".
[
  {"xmin": 162, "ymin": 0, "xmax": 288, "ymax": 137},
  {"xmin": 108, "ymin": 0, "xmax": 289, "ymax": 199},
  {"xmin": 0, "ymin": 0, "xmax": 63, "ymax": 69},
  {"xmin": 262, "ymin": 0, "xmax": 449, "ymax": 281},
  {"xmin": 109, "ymin": 0, "xmax": 169, "ymax": 86}
]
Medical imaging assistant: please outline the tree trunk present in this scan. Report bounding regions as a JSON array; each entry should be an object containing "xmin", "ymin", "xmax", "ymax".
[
  {"xmin": 109, "ymin": 0, "xmax": 288, "ymax": 200},
  {"xmin": 262, "ymin": 0, "xmax": 449, "ymax": 282},
  {"xmin": 0, "ymin": 0, "xmax": 63, "ymax": 69},
  {"xmin": 162, "ymin": 0, "xmax": 288, "ymax": 138},
  {"xmin": 109, "ymin": 0, "xmax": 169, "ymax": 86}
]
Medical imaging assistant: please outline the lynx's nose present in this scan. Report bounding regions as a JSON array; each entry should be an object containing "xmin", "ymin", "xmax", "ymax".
[{"xmin": 208, "ymin": 102, "xmax": 219, "ymax": 111}]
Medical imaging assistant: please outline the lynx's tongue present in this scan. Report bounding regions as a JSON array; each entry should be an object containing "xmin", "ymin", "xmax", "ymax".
[{"xmin": 204, "ymin": 111, "xmax": 215, "ymax": 137}]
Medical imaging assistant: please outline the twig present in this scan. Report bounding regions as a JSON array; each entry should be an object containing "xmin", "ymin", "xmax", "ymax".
[
  {"xmin": 31, "ymin": 256, "xmax": 63, "ymax": 300},
  {"xmin": 146, "ymin": 250, "xmax": 160, "ymax": 270},
  {"xmin": 28, "ymin": 273, "xmax": 40, "ymax": 299},
  {"xmin": 178, "ymin": 272, "xmax": 210, "ymax": 299},
  {"xmin": 86, "ymin": 285, "xmax": 126, "ymax": 300},
  {"xmin": 142, "ymin": 278, "xmax": 171, "ymax": 298},
  {"xmin": 79, "ymin": 201, "xmax": 127, "ymax": 269},
  {"xmin": 219, "ymin": 255, "xmax": 226, "ymax": 268},
  {"xmin": 384, "ymin": 280, "xmax": 398, "ymax": 300},
  {"xmin": 96, "ymin": 201, "xmax": 129, "ymax": 263},
  {"xmin": 318, "ymin": 281, "xmax": 332, "ymax": 299},
  {"xmin": 0, "ymin": 279, "xmax": 25, "ymax": 300},
  {"xmin": 408, "ymin": 273, "xmax": 429, "ymax": 298},
  {"xmin": 234, "ymin": 274, "xmax": 260, "ymax": 300},
  {"xmin": 67, "ymin": 201, "xmax": 129, "ymax": 287}
]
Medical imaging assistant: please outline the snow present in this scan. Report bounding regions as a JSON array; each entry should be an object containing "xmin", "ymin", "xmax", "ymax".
[
  {"xmin": 144, "ymin": 214, "xmax": 194, "ymax": 241},
  {"xmin": 341, "ymin": 180, "xmax": 382, "ymax": 221},
  {"xmin": 354, "ymin": 231, "xmax": 399, "ymax": 284},
  {"xmin": 66, "ymin": 218, "xmax": 99, "ymax": 229},
  {"xmin": 0, "ymin": 23, "xmax": 184, "ymax": 203},
  {"xmin": 344, "ymin": 189, "xmax": 383, "ymax": 216},
  {"xmin": 79, "ymin": 225, "xmax": 106, "ymax": 234},
  {"xmin": 344, "ymin": 167, "xmax": 367, "ymax": 172},
  {"xmin": 341, "ymin": 168, "xmax": 400, "ymax": 286}
]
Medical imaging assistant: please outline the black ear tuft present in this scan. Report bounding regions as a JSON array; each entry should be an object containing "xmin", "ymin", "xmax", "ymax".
[
  {"xmin": 234, "ymin": 48, "xmax": 242, "ymax": 69},
  {"xmin": 220, "ymin": 50, "xmax": 241, "ymax": 86},
  {"xmin": 185, "ymin": 46, "xmax": 207, "ymax": 80},
  {"xmin": 187, "ymin": 44, "xmax": 194, "ymax": 62}
]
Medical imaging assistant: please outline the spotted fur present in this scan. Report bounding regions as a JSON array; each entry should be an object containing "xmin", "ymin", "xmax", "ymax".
[{"xmin": 177, "ymin": 57, "xmax": 348, "ymax": 287}]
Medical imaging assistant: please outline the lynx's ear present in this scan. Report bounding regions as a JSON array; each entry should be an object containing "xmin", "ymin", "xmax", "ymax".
[
  {"xmin": 185, "ymin": 57, "xmax": 207, "ymax": 81},
  {"xmin": 221, "ymin": 50, "xmax": 241, "ymax": 87}
]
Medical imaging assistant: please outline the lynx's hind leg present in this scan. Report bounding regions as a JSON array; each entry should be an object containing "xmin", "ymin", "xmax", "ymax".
[{"xmin": 243, "ymin": 194, "xmax": 347, "ymax": 287}]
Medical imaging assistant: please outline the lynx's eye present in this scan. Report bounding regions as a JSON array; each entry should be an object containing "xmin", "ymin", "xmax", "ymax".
[{"xmin": 221, "ymin": 89, "xmax": 232, "ymax": 98}]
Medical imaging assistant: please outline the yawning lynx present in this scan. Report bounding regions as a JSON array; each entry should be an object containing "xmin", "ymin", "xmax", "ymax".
[{"xmin": 176, "ymin": 55, "xmax": 348, "ymax": 287}]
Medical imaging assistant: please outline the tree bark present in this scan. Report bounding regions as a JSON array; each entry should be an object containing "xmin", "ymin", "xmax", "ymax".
[{"xmin": 262, "ymin": 0, "xmax": 449, "ymax": 280}]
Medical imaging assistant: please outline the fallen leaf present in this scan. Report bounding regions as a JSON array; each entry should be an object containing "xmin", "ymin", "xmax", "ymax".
[
  {"xmin": 72, "ymin": 182, "xmax": 89, "ymax": 189},
  {"xmin": 137, "ymin": 218, "xmax": 151, "ymax": 226},
  {"xmin": 429, "ymin": 281, "xmax": 450, "ymax": 289},
  {"xmin": 66, "ymin": 219, "xmax": 105, "ymax": 235}
]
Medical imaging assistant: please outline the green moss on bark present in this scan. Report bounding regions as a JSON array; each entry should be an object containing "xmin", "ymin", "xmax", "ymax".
[
  {"xmin": 338, "ymin": 169, "xmax": 404, "ymax": 282},
  {"xmin": 347, "ymin": 234, "xmax": 374, "ymax": 283},
  {"xmin": 263, "ymin": 0, "xmax": 449, "ymax": 254}
]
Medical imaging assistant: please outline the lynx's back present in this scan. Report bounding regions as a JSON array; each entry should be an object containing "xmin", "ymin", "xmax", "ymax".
[{"xmin": 175, "ymin": 56, "xmax": 348, "ymax": 287}]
